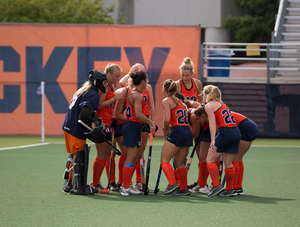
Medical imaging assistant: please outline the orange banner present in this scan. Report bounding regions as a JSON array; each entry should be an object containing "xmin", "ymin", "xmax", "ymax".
[{"xmin": 0, "ymin": 24, "xmax": 200, "ymax": 136}]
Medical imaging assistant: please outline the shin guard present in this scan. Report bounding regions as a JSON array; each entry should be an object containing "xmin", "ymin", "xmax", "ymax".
[
  {"xmin": 72, "ymin": 144, "xmax": 96, "ymax": 195},
  {"xmin": 62, "ymin": 154, "xmax": 74, "ymax": 192}
]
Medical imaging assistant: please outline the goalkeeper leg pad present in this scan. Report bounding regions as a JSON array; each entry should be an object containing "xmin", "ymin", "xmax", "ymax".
[
  {"xmin": 62, "ymin": 154, "xmax": 74, "ymax": 192},
  {"xmin": 72, "ymin": 144, "xmax": 95, "ymax": 195}
]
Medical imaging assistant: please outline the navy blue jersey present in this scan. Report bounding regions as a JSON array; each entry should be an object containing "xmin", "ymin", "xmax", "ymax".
[{"xmin": 62, "ymin": 88, "xmax": 99, "ymax": 140}]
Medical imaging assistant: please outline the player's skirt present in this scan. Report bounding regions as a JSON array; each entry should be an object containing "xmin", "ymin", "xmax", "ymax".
[
  {"xmin": 195, "ymin": 128, "xmax": 211, "ymax": 143},
  {"xmin": 122, "ymin": 121, "xmax": 142, "ymax": 148},
  {"xmin": 215, "ymin": 127, "xmax": 241, "ymax": 154},
  {"xmin": 238, "ymin": 118, "xmax": 259, "ymax": 142},
  {"xmin": 114, "ymin": 122, "xmax": 123, "ymax": 138},
  {"xmin": 167, "ymin": 126, "xmax": 193, "ymax": 147}
]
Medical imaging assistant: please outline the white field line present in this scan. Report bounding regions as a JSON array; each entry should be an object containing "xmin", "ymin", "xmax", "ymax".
[{"xmin": 0, "ymin": 143, "xmax": 49, "ymax": 151}]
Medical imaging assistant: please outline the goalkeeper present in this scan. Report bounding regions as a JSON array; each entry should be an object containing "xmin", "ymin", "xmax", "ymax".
[{"xmin": 62, "ymin": 69, "xmax": 108, "ymax": 195}]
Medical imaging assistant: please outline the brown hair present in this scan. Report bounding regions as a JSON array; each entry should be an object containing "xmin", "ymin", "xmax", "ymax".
[{"xmin": 194, "ymin": 104, "xmax": 207, "ymax": 117}]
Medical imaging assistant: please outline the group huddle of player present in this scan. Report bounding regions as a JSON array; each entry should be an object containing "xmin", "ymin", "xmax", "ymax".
[{"xmin": 62, "ymin": 57, "xmax": 259, "ymax": 197}]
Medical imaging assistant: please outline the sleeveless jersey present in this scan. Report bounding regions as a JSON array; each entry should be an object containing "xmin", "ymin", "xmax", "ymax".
[
  {"xmin": 125, "ymin": 88, "xmax": 142, "ymax": 124},
  {"xmin": 96, "ymin": 84, "xmax": 115, "ymax": 126},
  {"xmin": 231, "ymin": 111, "xmax": 246, "ymax": 125},
  {"xmin": 141, "ymin": 88, "xmax": 150, "ymax": 117},
  {"xmin": 200, "ymin": 122, "xmax": 209, "ymax": 131},
  {"xmin": 214, "ymin": 103, "xmax": 237, "ymax": 128},
  {"xmin": 180, "ymin": 78, "xmax": 198, "ymax": 101},
  {"xmin": 170, "ymin": 98, "xmax": 189, "ymax": 127}
]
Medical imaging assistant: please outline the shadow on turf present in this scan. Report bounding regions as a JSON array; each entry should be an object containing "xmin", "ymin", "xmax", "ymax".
[{"xmin": 62, "ymin": 190, "xmax": 295, "ymax": 205}]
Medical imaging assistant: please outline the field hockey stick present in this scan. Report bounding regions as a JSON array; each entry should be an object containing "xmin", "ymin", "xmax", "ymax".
[
  {"xmin": 185, "ymin": 134, "xmax": 201, "ymax": 173},
  {"xmin": 140, "ymin": 156, "xmax": 145, "ymax": 190},
  {"xmin": 78, "ymin": 120, "xmax": 122, "ymax": 155},
  {"xmin": 105, "ymin": 134, "xmax": 115, "ymax": 190},
  {"xmin": 154, "ymin": 165, "xmax": 162, "ymax": 194},
  {"xmin": 221, "ymin": 175, "xmax": 226, "ymax": 188},
  {"xmin": 219, "ymin": 154, "xmax": 224, "ymax": 183},
  {"xmin": 144, "ymin": 132, "xmax": 153, "ymax": 195}
]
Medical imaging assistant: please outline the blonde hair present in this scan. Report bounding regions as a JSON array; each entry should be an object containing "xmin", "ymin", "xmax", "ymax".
[
  {"xmin": 104, "ymin": 63, "xmax": 122, "ymax": 75},
  {"xmin": 163, "ymin": 79, "xmax": 188, "ymax": 113},
  {"xmin": 179, "ymin": 57, "xmax": 194, "ymax": 73},
  {"xmin": 203, "ymin": 85, "xmax": 222, "ymax": 103},
  {"xmin": 74, "ymin": 81, "xmax": 92, "ymax": 97}
]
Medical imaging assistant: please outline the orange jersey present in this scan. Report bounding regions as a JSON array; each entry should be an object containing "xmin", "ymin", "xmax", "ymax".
[
  {"xmin": 214, "ymin": 103, "xmax": 237, "ymax": 128},
  {"xmin": 96, "ymin": 84, "xmax": 115, "ymax": 126},
  {"xmin": 231, "ymin": 111, "xmax": 246, "ymax": 125},
  {"xmin": 170, "ymin": 98, "xmax": 189, "ymax": 127},
  {"xmin": 141, "ymin": 88, "xmax": 150, "ymax": 117},
  {"xmin": 180, "ymin": 78, "xmax": 198, "ymax": 101},
  {"xmin": 125, "ymin": 88, "xmax": 142, "ymax": 124},
  {"xmin": 200, "ymin": 122, "xmax": 209, "ymax": 131}
]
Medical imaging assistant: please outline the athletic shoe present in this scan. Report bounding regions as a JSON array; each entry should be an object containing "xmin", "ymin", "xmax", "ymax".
[
  {"xmin": 111, "ymin": 182, "xmax": 122, "ymax": 192},
  {"xmin": 90, "ymin": 183, "xmax": 109, "ymax": 194},
  {"xmin": 120, "ymin": 185, "xmax": 142, "ymax": 196},
  {"xmin": 134, "ymin": 181, "xmax": 145, "ymax": 192},
  {"xmin": 163, "ymin": 183, "xmax": 179, "ymax": 195},
  {"xmin": 63, "ymin": 179, "xmax": 72, "ymax": 193},
  {"xmin": 219, "ymin": 189, "xmax": 237, "ymax": 197},
  {"xmin": 199, "ymin": 185, "xmax": 211, "ymax": 195},
  {"xmin": 173, "ymin": 188, "xmax": 191, "ymax": 196},
  {"xmin": 189, "ymin": 184, "xmax": 202, "ymax": 193},
  {"xmin": 188, "ymin": 182, "xmax": 198, "ymax": 189},
  {"xmin": 236, "ymin": 188, "xmax": 244, "ymax": 196},
  {"xmin": 208, "ymin": 184, "xmax": 223, "ymax": 198}
]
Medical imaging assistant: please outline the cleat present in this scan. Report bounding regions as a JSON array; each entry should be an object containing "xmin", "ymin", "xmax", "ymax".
[
  {"xmin": 236, "ymin": 188, "xmax": 244, "ymax": 196},
  {"xmin": 173, "ymin": 188, "xmax": 191, "ymax": 196},
  {"xmin": 188, "ymin": 182, "xmax": 198, "ymax": 189},
  {"xmin": 111, "ymin": 182, "xmax": 122, "ymax": 192},
  {"xmin": 134, "ymin": 181, "xmax": 145, "ymax": 192},
  {"xmin": 62, "ymin": 179, "xmax": 72, "ymax": 193},
  {"xmin": 189, "ymin": 184, "xmax": 201, "ymax": 193},
  {"xmin": 219, "ymin": 189, "xmax": 237, "ymax": 197},
  {"xmin": 90, "ymin": 183, "xmax": 109, "ymax": 194},
  {"xmin": 199, "ymin": 185, "xmax": 211, "ymax": 195},
  {"xmin": 120, "ymin": 185, "xmax": 142, "ymax": 196},
  {"xmin": 163, "ymin": 183, "xmax": 179, "ymax": 195},
  {"xmin": 208, "ymin": 184, "xmax": 223, "ymax": 198}
]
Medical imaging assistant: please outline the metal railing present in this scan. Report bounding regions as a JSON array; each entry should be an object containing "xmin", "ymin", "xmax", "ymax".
[{"xmin": 199, "ymin": 42, "xmax": 300, "ymax": 83}]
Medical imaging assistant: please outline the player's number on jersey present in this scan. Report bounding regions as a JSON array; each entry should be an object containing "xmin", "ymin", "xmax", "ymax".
[
  {"xmin": 176, "ymin": 109, "xmax": 188, "ymax": 125},
  {"xmin": 126, "ymin": 106, "xmax": 133, "ymax": 119},
  {"xmin": 221, "ymin": 109, "xmax": 236, "ymax": 125}
]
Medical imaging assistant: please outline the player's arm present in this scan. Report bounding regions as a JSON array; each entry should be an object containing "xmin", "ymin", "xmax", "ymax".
[
  {"xmin": 162, "ymin": 98, "xmax": 171, "ymax": 139},
  {"xmin": 119, "ymin": 74, "xmax": 130, "ymax": 87},
  {"xmin": 205, "ymin": 103, "xmax": 216, "ymax": 147},
  {"xmin": 195, "ymin": 79, "xmax": 203, "ymax": 104},
  {"xmin": 115, "ymin": 88, "xmax": 127, "ymax": 122},
  {"xmin": 133, "ymin": 92, "xmax": 154, "ymax": 127}
]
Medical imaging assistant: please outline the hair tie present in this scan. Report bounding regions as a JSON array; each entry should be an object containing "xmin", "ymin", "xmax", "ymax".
[{"xmin": 181, "ymin": 68, "xmax": 193, "ymax": 71}]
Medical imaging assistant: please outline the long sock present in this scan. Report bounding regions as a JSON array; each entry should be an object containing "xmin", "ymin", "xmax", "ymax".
[
  {"xmin": 237, "ymin": 161, "xmax": 244, "ymax": 189},
  {"xmin": 216, "ymin": 160, "xmax": 221, "ymax": 170},
  {"xmin": 177, "ymin": 168, "xmax": 188, "ymax": 191},
  {"xmin": 198, "ymin": 162, "xmax": 208, "ymax": 187},
  {"xmin": 118, "ymin": 155, "xmax": 126, "ymax": 184},
  {"xmin": 207, "ymin": 163, "xmax": 220, "ymax": 187},
  {"xmin": 161, "ymin": 162, "xmax": 176, "ymax": 186},
  {"xmin": 92, "ymin": 157, "xmax": 105, "ymax": 187},
  {"xmin": 136, "ymin": 161, "xmax": 141, "ymax": 183},
  {"xmin": 232, "ymin": 161, "xmax": 239, "ymax": 189},
  {"xmin": 123, "ymin": 163, "xmax": 135, "ymax": 189},
  {"xmin": 225, "ymin": 167, "xmax": 235, "ymax": 191}
]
